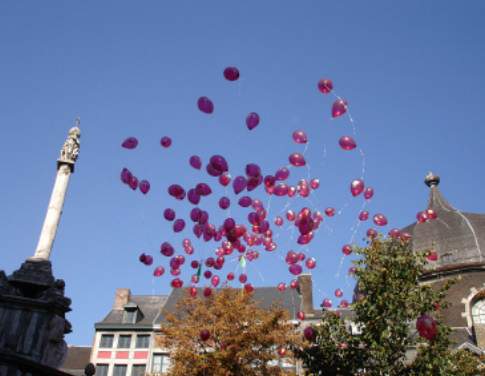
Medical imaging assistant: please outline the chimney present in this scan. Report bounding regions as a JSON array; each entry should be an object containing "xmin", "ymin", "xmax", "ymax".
[
  {"xmin": 113, "ymin": 288, "xmax": 131, "ymax": 310},
  {"xmin": 297, "ymin": 274, "xmax": 314, "ymax": 315}
]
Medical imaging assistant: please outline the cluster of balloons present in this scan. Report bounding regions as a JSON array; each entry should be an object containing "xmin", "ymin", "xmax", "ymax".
[
  {"xmin": 416, "ymin": 314, "xmax": 438, "ymax": 340},
  {"xmin": 120, "ymin": 68, "xmax": 398, "ymax": 313}
]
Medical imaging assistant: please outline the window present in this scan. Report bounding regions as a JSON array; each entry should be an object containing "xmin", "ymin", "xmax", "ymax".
[
  {"xmin": 117, "ymin": 335, "xmax": 132, "ymax": 348},
  {"xmin": 152, "ymin": 353, "xmax": 171, "ymax": 373},
  {"xmin": 132, "ymin": 364, "xmax": 146, "ymax": 376},
  {"xmin": 136, "ymin": 334, "xmax": 150, "ymax": 348},
  {"xmin": 96, "ymin": 364, "xmax": 109, "ymax": 376},
  {"xmin": 113, "ymin": 364, "xmax": 127, "ymax": 376},
  {"xmin": 99, "ymin": 334, "xmax": 114, "ymax": 348},
  {"xmin": 472, "ymin": 299, "xmax": 485, "ymax": 324},
  {"xmin": 123, "ymin": 309, "xmax": 137, "ymax": 324}
]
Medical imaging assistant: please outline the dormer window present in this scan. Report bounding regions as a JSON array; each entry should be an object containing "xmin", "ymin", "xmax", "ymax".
[{"xmin": 123, "ymin": 302, "xmax": 139, "ymax": 324}]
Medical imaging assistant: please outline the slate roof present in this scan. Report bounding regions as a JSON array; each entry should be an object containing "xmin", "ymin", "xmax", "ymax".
[
  {"xmin": 60, "ymin": 346, "xmax": 91, "ymax": 375},
  {"xmin": 402, "ymin": 174, "xmax": 485, "ymax": 274},
  {"xmin": 96, "ymin": 295, "xmax": 168, "ymax": 328},
  {"xmin": 155, "ymin": 287, "xmax": 302, "ymax": 324}
]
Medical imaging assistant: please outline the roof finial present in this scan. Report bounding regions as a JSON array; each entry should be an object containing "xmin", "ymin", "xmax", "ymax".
[{"xmin": 425, "ymin": 172, "xmax": 440, "ymax": 187}]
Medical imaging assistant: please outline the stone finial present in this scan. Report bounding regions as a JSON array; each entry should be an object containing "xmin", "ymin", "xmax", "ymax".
[
  {"xmin": 58, "ymin": 119, "xmax": 81, "ymax": 170},
  {"xmin": 425, "ymin": 171, "xmax": 440, "ymax": 188}
]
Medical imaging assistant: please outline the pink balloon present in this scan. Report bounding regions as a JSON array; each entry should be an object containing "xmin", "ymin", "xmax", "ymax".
[
  {"xmin": 325, "ymin": 207, "xmax": 336, "ymax": 217},
  {"xmin": 273, "ymin": 183, "xmax": 289, "ymax": 196},
  {"xmin": 197, "ymin": 96, "xmax": 214, "ymax": 114},
  {"xmin": 274, "ymin": 216, "xmax": 283, "ymax": 226},
  {"xmin": 160, "ymin": 136, "xmax": 172, "ymax": 148},
  {"xmin": 121, "ymin": 137, "xmax": 138, "ymax": 149},
  {"xmin": 244, "ymin": 283, "xmax": 254, "ymax": 293},
  {"xmin": 223, "ymin": 66, "xmax": 240, "ymax": 81},
  {"xmin": 342, "ymin": 244, "xmax": 352, "ymax": 256},
  {"xmin": 189, "ymin": 155, "xmax": 202, "ymax": 169},
  {"xmin": 318, "ymin": 79, "xmax": 333, "ymax": 94},
  {"xmin": 339, "ymin": 136, "xmax": 357, "ymax": 151},
  {"xmin": 364, "ymin": 187, "xmax": 374, "ymax": 200},
  {"xmin": 427, "ymin": 250, "xmax": 438, "ymax": 262},
  {"xmin": 233, "ymin": 176, "xmax": 247, "ymax": 194},
  {"xmin": 139, "ymin": 180, "xmax": 150, "ymax": 194},
  {"xmin": 321, "ymin": 298, "xmax": 332, "ymax": 308},
  {"xmin": 219, "ymin": 173, "xmax": 231, "ymax": 186},
  {"xmin": 275, "ymin": 167, "xmax": 290, "ymax": 181},
  {"xmin": 358, "ymin": 211, "xmax": 369, "ymax": 221},
  {"xmin": 350, "ymin": 179, "xmax": 365, "ymax": 197},
  {"xmin": 171, "ymin": 278, "xmax": 183, "ymax": 288},
  {"xmin": 373, "ymin": 213, "xmax": 388, "ymax": 227},
  {"xmin": 128, "ymin": 175, "xmax": 138, "ymax": 190},
  {"xmin": 160, "ymin": 242, "xmax": 175, "ymax": 257},
  {"xmin": 289, "ymin": 264, "xmax": 303, "ymax": 276},
  {"xmin": 332, "ymin": 99, "xmax": 348, "ymax": 118},
  {"xmin": 246, "ymin": 112, "xmax": 260, "ymax": 130},
  {"xmin": 211, "ymin": 275, "xmax": 220, "ymax": 287},
  {"xmin": 277, "ymin": 282, "xmax": 286, "ymax": 292},
  {"xmin": 334, "ymin": 288, "xmax": 343, "ymax": 298},
  {"xmin": 219, "ymin": 196, "xmax": 230, "ymax": 209},
  {"xmin": 366, "ymin": 228, "xmax": 377, "ymax": 239},
  {"xmin": 305, "ymin": 257, "xmax": 316, "ymax": 269},
  {"xmin": 289, "ymin": 153, "xmax": 306, "ymax": 167},
  {"xmin": 292, "ymin": 130, "xmax": 308, "ymax": 144},
  {"xmin": 310, "ymin": 179, "xmax": 320, "ymax": 190},
  {"xmin": 388, "ymin": 228, "xmax": 401, "ymax": 239},
  {"xmin": 297, "ymin": 311, "xmax": 305, "ymax": 320}
]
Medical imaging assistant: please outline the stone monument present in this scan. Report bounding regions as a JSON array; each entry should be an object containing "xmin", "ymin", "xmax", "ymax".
[{"xmin": 0, "ymin": 122, "xmax": 81, "ymax": 376}]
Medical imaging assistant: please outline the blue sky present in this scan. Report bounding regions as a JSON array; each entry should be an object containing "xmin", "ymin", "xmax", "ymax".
[{"xmin": 1, "ymin": 1, "xmax": 484, "ymax": 345}]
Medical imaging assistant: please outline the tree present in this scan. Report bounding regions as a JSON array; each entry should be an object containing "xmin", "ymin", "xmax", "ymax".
[
  {"xmin": 296, "ymin": 238, "xmax": 485, "ymax": 376},
  {"xmin": 158, "ymin": 288, "xmax": 302, "ymax": 376}
]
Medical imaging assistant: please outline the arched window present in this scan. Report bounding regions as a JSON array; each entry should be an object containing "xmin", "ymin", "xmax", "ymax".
[{"xmin": 472, "ymin": 299, "xmax": 485, "ymax": 324}]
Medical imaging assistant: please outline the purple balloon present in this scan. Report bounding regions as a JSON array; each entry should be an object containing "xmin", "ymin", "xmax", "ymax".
[
  {"xmin": 168, "ymin": 184, "xmax": 186, "ymax": 200},
  {"xmin": 273, "ymin": 183, "xmax": 289, "ymax": 196},
  {"xmin": 246, "ymin": 112, "xmax": 260, "ymax": 130},
  {"xmin": 173, "ymin": 219, "xmax": 186, "ymax": 233},
  {"xmin": 247, "ymin": 176, "xmax": 262, "ymax": 192},
  {"xmin": 219, "ymin": 197, "xmax": 230, "ymax": 210},
  {"xmin": 121, "ymin": 168, "xmax": 132, "ymax": 184},
  {"xmin": 160, "ymin": 242, "xmax": 175, "ymax": 257},
  {"xmin": 129, "ymin": 176, "xmax": 138, "ymax": 190},
  {"xmin": 275, "ymin": 167, "xmax": 290, "ymax": 181},
  {"xmin": 238, "ymin": 196, "xmax": 252, "ymax": 207},
  {"xmin": 233, "ymin": 176, "xmax": 247, "ymax": 195},
  {"xmin": 193, "ymin": 224, "xmax": 203, "ymax": 238},
  {"xmin": 122, "ymin": 137, "xmax": 138, "ymax": 149},
  {"xmin": 197, "ymin": 96, "xmax": 214, "ymax": 114},
  {"xmin": 189, "ymin": 155, "xmax": 202, "ymax": 170},
  {"xmin": 190, "ymin": 208, "xmax": 201, "ymax": 222},
  {"xmin": 187, "ymin": 189, "xmax": 201, "ymax": 205},
  {"xmin": 209, "ymin": 155, "xmax": 229, "ymax": 174},
  {"xmin": 289, "ymin": 264, "xmax": 303, "ymax": 276},
  {"xmin": 245, "ymin": 163, "xmax": 261, "ymax": 178},
  {"xmin": 164, "ymin": 208, "xmax": 176, "ymax": 221},
  {"xmin": 195, "ymin": 183, "xmax": 212, "ymax": 196},
  {"xmin": 139, "ymin": 180, "xmax": 150, "ymax": 194},
  {"xmin": 198, "ymin": 211, "xmax": 209, "ymax": 225}
]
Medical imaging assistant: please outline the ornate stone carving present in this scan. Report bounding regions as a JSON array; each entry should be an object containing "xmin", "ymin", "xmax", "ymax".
[{"xmin": 59, "ymin": 123, "xmax": 80, "ymax": 165}]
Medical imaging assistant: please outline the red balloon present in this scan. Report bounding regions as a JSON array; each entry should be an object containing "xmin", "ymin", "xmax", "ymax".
[
  {"xmin": 197, "ymin": 96, "xmax": 214, "ymax": 114},
  {"xmin": 364, "ymin": 187, "xmax": 374, "ymax": 200},
  {"xmin": 366, "ymin": 228, "xmax": 377, "ymax": 239},
  {"xmin": 189, "ymin": 286, "xmax": 197, "ymax": 298},
  {"xmin": 303, "ymin": 326, "xmax": 315, "ymax": 341},
  {"xmin": 223, "ymin": 66, "xmax": 240, "ymax": 81},
  {"xmin": 289, "ymin": 279, "xmax": 299, "ymax": 289},
  {"xmin": 277, "ymin": 282, "xmax": 286, "ymax": 292},
  {"xmin": 128, "ymin": 175, "xmax": 138, "ymax": 190},
  {"xmin": 189, "ymin": 155, "xmax": 202, "ymax": 169},
  {"xmin": 401, "ymin": 232, "xmax": 412, "ymax": 242},
  {"xmin": 416, "ymin": 314, "xmax": 437, "ymax": 340},
  {"xmin": 171, "ymin": 278, "xmax": 183, "ymax": 288},
  {"xmin": 342, "ymin": 244, "xmax": 352, "ymax": 256},
  {"xmin": 239, "ymin": 273, "xmax": 248, "ymax": 283},
  {"xmin": 289, "ymin": 153, "xmax": 306, "ymax": 167},
  {"xmin": 203, "ymin": 287, "xmax": 212, "ymax": 297},
  {"xmin": 195, "ymin": 183, "xmax": 212, "ymax": 196},
  {"xmin": 153, "ymin": 266, "xmax": 164, "ymax": 277},
  {"xmin": 227, "ymin": 272, "xmax": 235, "ymax": 281},
  {"xmin": 218, "ymin": 196, "xmax": 230, "ymax": 209},
  {"xmin": 426, "ymin": 208, "xmax": 438, "ymax": 220},
  {"xmin": 350, "ymin": 179, "xmax": 365, "ymax": 197},
  {"xmin": 219, "ymin": 173, "xmax": 231, "ymax": 186},
  {"xmin": 310, "ymin": 178, "xmax": 320, "ymax": 190},
  {"xmin": 289, "ymin": 264, "xmax": 303, "ymax": 276},
  {"xmin": 238, "ymin": 196, "xmax": 252, "ymax": 208},
  {"xmin": 139, "ymin": 180, "xmax": 150, "ymax": 194},
  {"xmin": 334, "ymin": 288, "xmax": 343, "ymax": 298},
  {"xmin": 325, "ymin": 207, "xmax": 336, "ymax": 217},
  {"xmin": 173, "ymin": 219, "xmax": 186, "ymax": 233},
  {"xmin": 160, "ymin": 242, "xmax": 175, "ymax": 257},
  {"xmin": 321, "ymin": 298, "xmax": 332, "ymax": 308},
  {"xmin": 199, "ymin": 329, "xmax": 211, "ymax": 341},
  {"xmin": 427, "ymin": 250, "xmax": 439, "ymax": 262},
  {"xmin": 246, "ymin": 112, "xmax": 260, "ymax": 130},
  {"xmin": 348, "ymin": 266, "xmax": 357, "ymax": 275},
  {"xmin": 209, "ymin": 155, "xmax": 229, "ymax": 175},
  {"xmin": 168, "ymin": 184, "xmax": 186, "ymax": 200},
  {"xmin": 211, "ymin": 275, "xmax": 220, "ymax": 287},
  {"xmin": 187, "ymin": 189, "xmax": 201, "ymax": 205},
  {"xmin": 245, "ymin": 163, "xmax": 261, "ymax": 178},
  {"xmin": 297, "ymin": 311, "xmax": 305, "ymax": 320},
  {"xmin": 331, "ymin": 99, "xmax": 348, "ymax": 118},
  {"xmin": 120, "ymin": 168, "xmax": 132, "ymax": 184},
  {"xmin": 139, "ymin": 253, "xmax": 153, "ymax": 265},
  {"xmin": 273, "ymin": 183, "xmax": 289, "ymax": 196},
  {"xmin": 305, "ymin": 257, "xmax": 316, "ymax": 269},
  {"xmin": 358, "ymin": 211, "xmax": 369, "ymax": 221},
  {"xmin": 318, "ymin": 79, "xmax": 333, "ymax": 94},
  {"xmin": 286, "ymin": 210, "xmax": 296, "ymax": 221},
  {"xmin": 244, "ymin": 283, "xmax": 254, "ymax": 293},
  {"xmin": 373, "ymin": 213, "xmax": 388, "ymax": 227},
  {"xmin": 339, "ymin": 300, "xmax": 349, "ymax": 309},
  {"xmin": 339, "ymin": 136, "xmax": 357, "ymax": 151},
  {"xmin": 275, "ymin": 167, "xmax": 290, "ymax": 181},
  {"xmin": 298, "ymin": 233, "xmax": 313, "ymax": 245},
  {"xmin": 121, "ymin": 137, "xmax": 138, "ymax": 149},
  {"xmin": 274, "ymin": 216, "xmax": 283, "ymax": 226},
  {"xmin": 388, "ymin": 228, "xmax": 401, "ymax": 239},
  {"xmin": 292, "ymin": 130, "xmax": 308, "ymax": 144},
  {"xmin": 160, "ymin": 136, "xmax": 172, "ymax": 148}
]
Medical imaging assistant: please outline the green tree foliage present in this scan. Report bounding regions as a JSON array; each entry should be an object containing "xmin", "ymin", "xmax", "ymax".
[{"xmin": 296, "ymin": 238, "xmax": 485, "ymax": 376}]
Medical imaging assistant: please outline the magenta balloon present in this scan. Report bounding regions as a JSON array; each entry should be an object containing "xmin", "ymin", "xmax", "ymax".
[
  {"xmin": 364, "ymin": 187, "xmax": 374, "ymax": 200},
  {"xmin": 219, "ymin": 173, "xmax": 231, "ymax": 186},
  {"xmin": 195, "ymin": 183, "xmax": 212, "ymax": 196},
  {"xmin": 350, "ymin": 179, "xmax": 365, "ymax": 197},
  {"xmin": 318, "ymin": 79, "xmax": 333, "ymax": 94},
  {"xmin": 139, "ymin": 180, "xmax": 150, "ymax": 194},
  {"xmin": 173, "ymin": 219, "xmax": 185, "ymax": 233},
  {"xmin": 321, "ymin": 298, "xmax": 332, "ymax": 308},
  {"xmin": 298, "ymin": 217, "xmax": 314, "ymax": 235},
  {"xmin": 206, "ymin": 164, "xmax": 220, "ymax": 177},
  {"xmin": 289, "ymin": 153, "xmax": 306, "ymax": 167},
  {"xmin": 264, "ymin": 175, "xmax": 276, "ymax": 188},
  {"xmin": 342, "ymin": 244, "xmax": 352, "ymax": 256},
  {"xmin": 197, "ymin": 96, "xmax": 214, "ymax": 114},
  {"xmin": 153, "ymin": 266, "xmax": 164, "ymax": 277},
  {"xmin": 223, "ymin": 66, "xmax": 240, "ymax": 81},
  {"xmin": 198, "ymin": 211, "xmax": 209, "ymax": 225},
  {"xmin": 358, "ymin": 210, "xmax": 369, "ymax": 221},
  {"xmin": 190, "ymin": 207, "xmax": 201, "ymax": 222},
  {"xmin": 120, "ymin": 168, "xmax": 132, "ymax": 184},
  {"xmin": 245, "ymin": 163, "xmax": 261, "ymax": 178},
  {"xmin": 187, "ymin": 189, "xmax": 201, "ymax": 205},
  {"xmin": 373, "ymin": 213, "xmax": 388, "ymax": 227},
  {"xmin": 248, "ymin": 212, "xmax": 259, "ymax": 226},
  {"xmin": 292, "ymin": 130, "xmax": 308, "ymax": 144},
  {"xmin": 219, "ymin": 196, "xmax": 230, "ymax": 209},
  {"xmin": 305, "ymin": 257, "xmax": 316, "ymax": 269},
  {"xmin": 128, "ymin": 175, "xmax": 138, "ymax": 190},
  {"xmin": 168, "ymin": 184, "xmax": 186, "ymax": 200},
  {"xmin": 273, "ymin": 183, "xmax": 288, "ymax": 196},
  {"xmin": 334, "ymin": 288, "xmax": 343, "ymax": 298},
  {"xmin": 238, "ymin": 196, "xmax": 252, "ymax": 207},
  {"xmin": 331, "ymin": 99, "xmax": 348, "ymax": 118},
  {"xmin": 193, "ymin": 224, "xmax": 203, "ymax": 238},
  {"xmin": 275, "ymin": 167, "xmax": 290, "ymax": 181},
  {"xmin": 164, "ymin": 208, "xmax": 176, "ymax": 221},
  {"xmin": 160, "ymin": 242, "xmax": 175, "ymax": 257},
  {"xmin": 189, "ymin": 155, "xmax": 202, "ymax": 169},
  {"xmin": 160, "ymin": 136, "xmax": 172, "ymax": 148},
  {"xmin": 209, "ymin": 155, "xmax": 229, "ymax": 174},
  {"xmin": 303, "ymin": 326, "xmax": 315, "ymax": 341},
  {"xmin": 121, "ymin": 137, "xmax": 138, "ymax": 149},
  {"xmin": 246, "ymin": 112, "xmax": 260, "ymax": 130},
  {"xmin": 143, "ymin": 255, "xmax": 153, "ymax": 266},
  {"xmin": 388, "ymin": 228, "xmax": 401, "ymax": 239},
  {"xmin": 233, "ymin": 176, "xmax": 247, "ymax": 194},
  {"xmin": 246, "ymin": 176, "xmax": 262, "ymax": 191},
  {"xmin": 339, "ymin": 136, "xmax": 357, "ymax": 151},
  {"xmin": 297, "ymin": 233, "xmax": 313, "ymax": 245},
  {"xmin": 289, "ymin": 264, "xmax": 303, "ymax": 276},
  {"xmin": 211, "ymin": 275, "xmax": 220, "ymax": 287}
]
